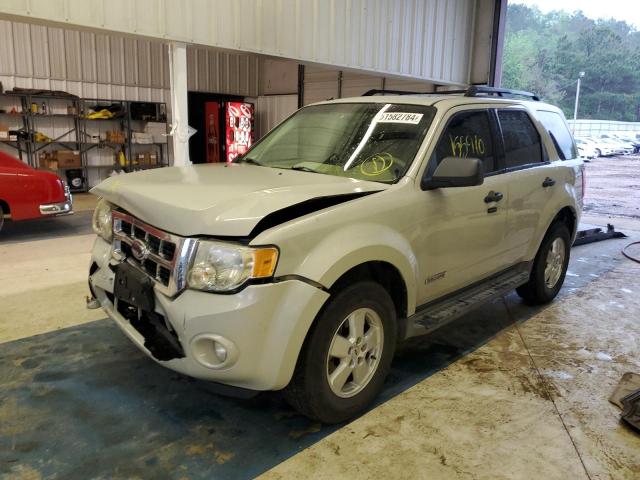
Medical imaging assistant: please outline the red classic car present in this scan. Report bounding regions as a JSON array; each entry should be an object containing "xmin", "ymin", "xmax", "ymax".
[{"xmin": 0, "ymin": 151, "xmax": 73, "ymax": 231}]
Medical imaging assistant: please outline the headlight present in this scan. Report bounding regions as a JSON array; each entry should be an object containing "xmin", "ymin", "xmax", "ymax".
[
  {"xmin": 187, "ymin": 240, "xmax": 279, "ymax": 292},
  {"xmin": 92, "ymin": 198, "xmax": 113, "ymax": 242}
]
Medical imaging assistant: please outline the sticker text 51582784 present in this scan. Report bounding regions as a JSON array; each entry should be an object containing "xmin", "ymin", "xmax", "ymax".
[{"xmin": 377, "ymin": 112, "xmax": 424, "ymax": 124}]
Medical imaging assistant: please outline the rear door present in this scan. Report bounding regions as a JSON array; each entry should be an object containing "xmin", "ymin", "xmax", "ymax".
[{"xmin": 498, "ymin": 108, "xmax": 560, "ymax": 265}]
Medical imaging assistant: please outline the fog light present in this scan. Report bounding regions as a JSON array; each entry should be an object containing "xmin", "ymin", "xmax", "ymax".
[
  {"xmin": 191, "ymin": 334, "xmax": 238, "ymax": 369},
  {"xmin": 214, "ymin": 342, "xmax": 228, "ymax": 362}
]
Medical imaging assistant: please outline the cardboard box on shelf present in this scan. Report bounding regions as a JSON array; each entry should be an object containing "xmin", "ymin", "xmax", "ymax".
[
  {"xmin": 55, "ymin": 150, "xmax": 82, "ymax": 168},
  {"xmin": 146, "ymin": 152, "xmax": 158, "ymax": 166},
  {"xmin": 106, "ymin": 130, "xmax": 126, "ymax": 143},
  {"xmin": 132, "ymin": 131, "xmax": 153, "ymax": 144},
  {"xmin": 0, "ymin": 123, "xmax": 8, "ymax": 140},
  {"xmin": 135, "ymin": 153, "xmax": 146, "ymax": 167},
  {"xmin": 38, "ymin": 153, "xmax": 58, "ymax": 171},
  {"xmin": 144, "ymin": 122, "xmax": 167, "ymax": 144}
]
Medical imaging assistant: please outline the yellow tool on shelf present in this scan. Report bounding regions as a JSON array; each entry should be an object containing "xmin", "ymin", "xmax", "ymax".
[
  {"xmin": 117, "ymin": 150, "xmax": 127, "ymax": 168},
  {"xmin": 34, "ymin": 132, "xmax": 53, "ymax": 143},
  {"xmin": 84, "ymin": 109, "xmax": 116, "ymax": 120}
]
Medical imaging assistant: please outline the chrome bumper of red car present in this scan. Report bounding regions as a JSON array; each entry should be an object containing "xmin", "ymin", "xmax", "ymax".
[{"xmin": 40, "ymin": 188, "xmax": 73, "ymax": 216}]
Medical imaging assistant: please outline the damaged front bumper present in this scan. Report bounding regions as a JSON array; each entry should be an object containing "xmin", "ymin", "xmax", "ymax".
[{"xmin": 88, "ymin": 237, "xmax": 329, "ymax": 391}]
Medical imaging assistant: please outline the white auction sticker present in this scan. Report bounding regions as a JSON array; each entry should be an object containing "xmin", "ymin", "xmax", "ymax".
[{"xmin": 377, "ymin": 112, "xmax": 423, "ymax": 124}]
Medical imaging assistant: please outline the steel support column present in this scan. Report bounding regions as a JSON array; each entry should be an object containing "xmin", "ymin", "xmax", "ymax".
[
  {"xmin": 168, "ymin": 42, "xmax": 190, "ymax": 166},
  {"xmin": 489, "ymin": 0, "xmax": 508, "ymax": 87}
]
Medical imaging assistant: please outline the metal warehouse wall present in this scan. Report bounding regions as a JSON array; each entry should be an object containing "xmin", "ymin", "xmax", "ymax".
[
  {"xmin": 0, "ymin": 19, "xmax": 259, "ymax": 101},
  {"xmin": 0, "ymin": 0, "xmax": 478, "ymax": 87},
  {"xmin": 252, "ymin": 94, "xmax": 299, "ymax": 138},
  {"xmin": 0, "ymin": 18, "xmax": 262, "ymax": 183},
  {"xmin": 302, "ymin": 65, "xmax": 435, "ymax": 105}
]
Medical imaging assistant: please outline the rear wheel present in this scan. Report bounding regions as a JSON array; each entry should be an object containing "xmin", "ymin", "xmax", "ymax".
[
  {"xmin": 284, "ymin": 281, "xmax": 397, "ymax": 423},
  {"xmin": 516, "ymin": 222, "xmax": 570, "ymax": 305}
]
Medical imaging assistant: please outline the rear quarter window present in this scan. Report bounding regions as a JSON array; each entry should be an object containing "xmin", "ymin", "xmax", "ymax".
[{"xmin": 535, "ymin": 110, "xmax": 578, "ymax": 160}]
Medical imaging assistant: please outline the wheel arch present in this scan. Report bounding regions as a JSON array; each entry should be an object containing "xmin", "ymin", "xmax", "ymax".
[
  {"xmin": 329, "ymin": 261, "xmax": 409, "ymax": 338},
  {"xmin": 553, "ymin": 206, "xmax": 578, "ymax": 240},
  {"xmin": 528, "ymin": 205, "xmax": 577, "ymax": 261},
  {"xmin": 0, "ymin": 199, "xmax": 10, "ymax": 215}
]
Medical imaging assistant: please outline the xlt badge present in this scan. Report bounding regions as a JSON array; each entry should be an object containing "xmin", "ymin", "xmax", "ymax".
[{"xmin": 426, "ymin": 271, "xmax": 446, "ymax": 284}]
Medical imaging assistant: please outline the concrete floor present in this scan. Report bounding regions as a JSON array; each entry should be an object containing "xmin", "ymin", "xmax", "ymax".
[{"xmin": 1, "ymin": 211, "xmax": 639, "ymax": 478}]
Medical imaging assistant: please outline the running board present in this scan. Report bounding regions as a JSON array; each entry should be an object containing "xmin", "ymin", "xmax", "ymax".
[{"xmin": 405, "ymin": 264, "xmax": 531, "ymax": 339}]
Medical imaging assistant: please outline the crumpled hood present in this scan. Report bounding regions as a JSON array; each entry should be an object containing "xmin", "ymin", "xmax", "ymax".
[{"xmin": 91, "ymin": 163, "xmax": 387, "ymax": 237}]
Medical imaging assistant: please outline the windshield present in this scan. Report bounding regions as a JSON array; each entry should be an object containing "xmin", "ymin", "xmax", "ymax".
[{"xmin": 237, "ymin": 102, "xmax": 436, "ymax": 183}]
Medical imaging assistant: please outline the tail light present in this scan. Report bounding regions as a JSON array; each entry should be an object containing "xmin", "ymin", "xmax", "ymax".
[{"xmin": 576, "ymin": 165, "xmax": 586, "ymax": 207}]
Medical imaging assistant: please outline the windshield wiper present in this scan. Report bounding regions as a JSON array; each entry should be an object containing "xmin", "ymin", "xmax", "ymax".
[
  {"xmin": 241, "ymin": 157, "xmax": 264, "ymax": 167},
  {"xmin": 290, "ymin": 165, "xmax": 317, "ymax": 173},
  {"xmin": 324, "ymin": 153, "xmax": 341, "ymax": 165}
]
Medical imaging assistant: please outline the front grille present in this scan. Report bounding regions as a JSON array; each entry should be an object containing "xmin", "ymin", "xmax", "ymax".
[
  {"xmin": 112, "ymin": 211, "xmax": 195, "ymax": 296},
  {"xmin": 158, "ymin": 266, "xmax": 171, "ymax": 285},
  {"xmin": 147, "ymin": 235, "xmax": 161, "ymax": 255},
  {"xmin": 160, "ymin": 241, "xmax": 176, "ymax": 260}
]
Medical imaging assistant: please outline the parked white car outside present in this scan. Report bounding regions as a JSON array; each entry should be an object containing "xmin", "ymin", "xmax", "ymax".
[
  {"xmin": 574, "ymin": 138, "xmax": 598, "ymax": 159},
  {"xmin": 578, "ymin": 137, "xmax": 614, "ymax": 157},
  {"xmin": 600, "ymin": 136, "xmax": 633, "ymax": 155}
]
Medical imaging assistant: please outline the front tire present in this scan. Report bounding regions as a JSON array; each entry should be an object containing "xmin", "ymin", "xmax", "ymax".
[
  {"xmin": 516, "ymin": 222, "xmax": 571, "ymax": 305},
  {"xmin": 284, "ymin": 281, "xmax": 397, "ymax": 424}
]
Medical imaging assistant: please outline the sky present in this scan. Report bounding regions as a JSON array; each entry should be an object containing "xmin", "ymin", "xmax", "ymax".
[{"xmin": 511, "ymin": 0, "xmax": 640, "ymax": 29}]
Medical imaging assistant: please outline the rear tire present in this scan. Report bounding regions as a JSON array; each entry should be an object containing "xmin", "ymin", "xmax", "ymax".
[
  {"xmin": 284, "ymin": 281, "xmax": 397, "ymax": 424},
  {"xmin": 516, "ymin": 222, "xmax": 571, "ymax": 305}
]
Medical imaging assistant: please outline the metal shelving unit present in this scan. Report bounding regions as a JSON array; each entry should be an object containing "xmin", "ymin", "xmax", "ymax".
[{"xmin": 0, "ymin": 93, "xmax": 169, "ymax": 192}]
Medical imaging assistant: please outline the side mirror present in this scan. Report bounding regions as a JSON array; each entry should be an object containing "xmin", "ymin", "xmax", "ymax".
[{"xmin": 421, "ymin": 156, "xmax": 484, "ymax": 190}]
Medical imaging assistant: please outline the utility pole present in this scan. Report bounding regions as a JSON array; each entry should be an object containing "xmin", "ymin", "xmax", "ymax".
[{"xmin": 573, "ymin": 71, "xmax": 585, "ymax": 132}]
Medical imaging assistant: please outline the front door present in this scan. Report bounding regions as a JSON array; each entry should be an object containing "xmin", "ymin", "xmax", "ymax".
[{"xmin": 413, "ymin": 108, "xmax": 511, "ymax": 305}]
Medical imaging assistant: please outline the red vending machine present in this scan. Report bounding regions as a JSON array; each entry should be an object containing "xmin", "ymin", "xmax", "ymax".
[
  {"xmin": 205, "ymin": 101, "xmax": 221, "ymax": 163},
  {"xmin": 225, "ymin": 102, "xmax": 254, "ymax": 163}
]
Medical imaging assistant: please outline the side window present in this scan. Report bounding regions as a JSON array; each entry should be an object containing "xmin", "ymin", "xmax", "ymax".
[
  {"xmin": 498, "ymin": 110, "xmax": 543, "ymax": 168},
  {"xmin": 431, "ymin": 110, "xmax": 496, "ymax": 173},
  {"xmin": 535, "ymin": 110, "xmax": 578, "ymax": 160}
]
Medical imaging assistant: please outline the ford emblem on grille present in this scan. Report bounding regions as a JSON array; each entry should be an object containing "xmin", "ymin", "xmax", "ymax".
[{"xmin": 130, "ymin": 238, "xmax": 149, "ymax": 261}]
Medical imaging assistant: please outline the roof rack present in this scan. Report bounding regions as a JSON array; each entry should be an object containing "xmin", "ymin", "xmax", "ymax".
[
  {"xmin": 361, "ymin": 85, "xmax": 540, "ymax": 101},
  {"xmin": 464, "ymin": 86, "xmax": 540, "ymax": 101},
  {"xmin": 362, "ymin": 89, "xmax": 424, "ymax": 96}
]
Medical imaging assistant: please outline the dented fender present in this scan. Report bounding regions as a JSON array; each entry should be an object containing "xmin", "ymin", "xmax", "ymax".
[{"xmin": 260, "ymin": 221, "xmax": 419, "ymax": 316}]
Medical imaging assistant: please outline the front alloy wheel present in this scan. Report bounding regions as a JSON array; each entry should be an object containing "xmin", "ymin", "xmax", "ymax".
[
  {"xmin": 326, "ymin": 307, "xmax": 384, "ymax": 398},
  {"xmin": 284, "ymin": 281, "xmax": 397, "ymax": 424}
]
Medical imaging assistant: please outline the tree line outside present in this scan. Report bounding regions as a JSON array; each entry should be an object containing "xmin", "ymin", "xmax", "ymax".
[{"xmin": 501, "ymin": 4, "xmax": 640, "ymax": 122}]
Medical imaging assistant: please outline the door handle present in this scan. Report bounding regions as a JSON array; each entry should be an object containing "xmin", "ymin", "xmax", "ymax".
[
  {"xmin": 484, "ymin": 191, "xmax": 504, "ymax": 203},
  {"xmin": 542, "ymin": 177, "xmax": 556, "ymax": 188}
]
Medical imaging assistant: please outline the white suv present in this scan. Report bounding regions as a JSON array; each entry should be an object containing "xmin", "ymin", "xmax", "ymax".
[{"xmin": 89, "ymin": 86, "xmax": 584, "ymax": 423}]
